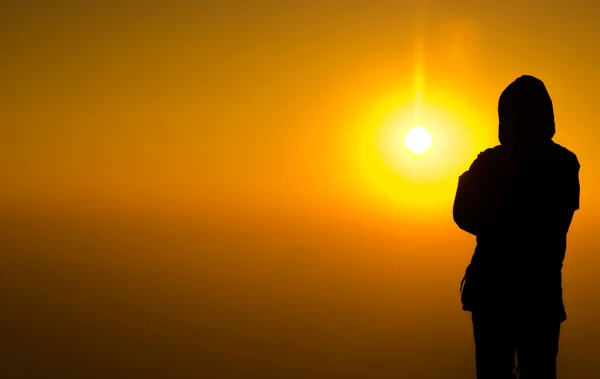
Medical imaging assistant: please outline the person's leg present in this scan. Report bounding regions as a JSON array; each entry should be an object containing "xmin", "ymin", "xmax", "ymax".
[
  {"xmin": 472, "ymin": 312, "xmax": 517, "ymax": 379},
  {"xmin": 515, "ymin": 319, "xmax": 561, "ymax": 379}
]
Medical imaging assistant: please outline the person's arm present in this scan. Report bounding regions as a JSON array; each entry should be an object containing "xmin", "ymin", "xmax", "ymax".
[
  {"xmin": 453, "ymin": 150, "xmax": 498, "ymax": 236},
  {"xmin": 453, "ymin": 171, "xmax": 482, "ymax": 235},
  {"xmin": 555, "ymin": 156, "xmax": 580, "ymax": 235},
  {"xmin": 526, "ymin": 153, "xmax": 579, "ymax": 238}
]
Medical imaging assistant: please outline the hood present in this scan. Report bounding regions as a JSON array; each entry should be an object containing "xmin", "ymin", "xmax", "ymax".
[{"xmin": 498, "ymin": 75, "xmax": 555, "ymax": 146}]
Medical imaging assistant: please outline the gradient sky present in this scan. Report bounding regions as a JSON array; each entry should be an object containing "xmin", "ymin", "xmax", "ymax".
[{"xmin": 2, "ymin": 1, "xmax": 600, "ymax": 378}]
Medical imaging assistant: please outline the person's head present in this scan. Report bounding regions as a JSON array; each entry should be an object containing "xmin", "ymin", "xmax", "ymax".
[{"xmin": 498, "ymin": 75, "xmax": 555, "ymax": 146}]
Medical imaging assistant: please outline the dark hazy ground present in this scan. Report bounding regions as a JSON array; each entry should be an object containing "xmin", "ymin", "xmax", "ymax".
[{"xmin": 2, "ymin": 208, "xmax": 598, "ymax": 378}]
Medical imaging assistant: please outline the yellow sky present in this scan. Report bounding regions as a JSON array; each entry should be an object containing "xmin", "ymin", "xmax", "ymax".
[{"xmin": 2, "ymin": 2, "xmax": 600, "ymax": 377}]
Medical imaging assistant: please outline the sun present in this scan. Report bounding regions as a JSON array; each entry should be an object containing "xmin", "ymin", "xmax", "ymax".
[{"xmin": 404, "ymin": 125, "xmax": 432, "ymax": 154}]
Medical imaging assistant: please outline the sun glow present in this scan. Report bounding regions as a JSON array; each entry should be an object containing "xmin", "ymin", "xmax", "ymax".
[
  {"xmin": 405, "ymin": 125, "xmax": 432, "ymax": 154},
  {"xmin": 348, "ymin": 90, "xmax": 492, "ymax": 215},
  {"xmin": 340, "ymin": 5, "xmax": 495, "ymax": 215}
]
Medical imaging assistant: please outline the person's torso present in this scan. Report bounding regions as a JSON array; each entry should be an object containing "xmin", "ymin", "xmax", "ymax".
[{"xmin": 465, "ymin": 142, "xmax": 578, "ymax": 319}]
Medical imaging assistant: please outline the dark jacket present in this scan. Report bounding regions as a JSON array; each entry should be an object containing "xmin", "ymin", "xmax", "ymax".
[{"xmin": 454, "ymin": 76, "xmax": 580, "ymax": 322}]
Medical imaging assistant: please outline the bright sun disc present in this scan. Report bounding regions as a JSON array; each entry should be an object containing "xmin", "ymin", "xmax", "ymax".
[{"xmin": 405, "ymin": 125, "xmax": 432, "ymax": 154}]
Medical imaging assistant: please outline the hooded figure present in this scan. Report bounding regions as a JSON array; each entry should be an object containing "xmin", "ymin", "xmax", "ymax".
[
  {"xmin": 453, "ymin": 75, "xmax": 580, "ymax": 379},
  {"xmin": 498, "ymin": 75, "xmax": 556, "ymax": 146}
]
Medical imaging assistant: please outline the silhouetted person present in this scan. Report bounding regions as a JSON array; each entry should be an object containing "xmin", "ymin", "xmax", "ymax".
[{"xmin": 454, "ymin": 75, "xmax": 580, "ymax": 379}]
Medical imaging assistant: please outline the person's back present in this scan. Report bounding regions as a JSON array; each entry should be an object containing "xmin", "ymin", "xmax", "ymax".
[{"xmin": 453, "ymin": 75, "xmax": 580, "ymax": 379}]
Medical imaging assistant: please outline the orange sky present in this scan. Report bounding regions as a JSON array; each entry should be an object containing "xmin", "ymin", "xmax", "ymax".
[
  {"xmin": 2, "ymin": 1, "xmax": 598, "ymax": 220},
  {"xmin": 2, "ymin": 1, "xmax": 600, "ymax": 378}
]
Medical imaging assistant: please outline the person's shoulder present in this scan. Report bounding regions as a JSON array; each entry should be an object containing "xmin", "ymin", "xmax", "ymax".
[
  {"xmin": 475, "ymin": 145, "xmax": 505, "ymax": 163},
  {"xmin": 469, "ymin": 145, "xmax": 503, "ymax": 170},
  {"xmin": 476, "ymin": 145, "xmax": 503, "ymax": 159},
  {"xmin": 550, "ymin": 142, "xmax": 580, "ymax": 168}
]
